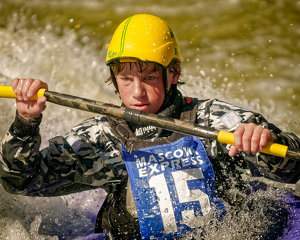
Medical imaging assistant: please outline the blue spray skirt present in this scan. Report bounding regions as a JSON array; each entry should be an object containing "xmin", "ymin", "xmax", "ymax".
[
  {"xmin": 47, "ymin": 177, "xmax": 298, "ymax": 240},
  {"xmin": 75, "ymin": 188, "xmax": 299, "ymax": 240},
  {"xmin": 281, "ymin": 193, "xmax": 300, "ymax": 239}
]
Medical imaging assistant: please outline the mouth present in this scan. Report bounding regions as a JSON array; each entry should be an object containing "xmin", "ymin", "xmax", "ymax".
[{"xmin": 132, "ymin": 103, "xmax": 150, "ymax": 111}]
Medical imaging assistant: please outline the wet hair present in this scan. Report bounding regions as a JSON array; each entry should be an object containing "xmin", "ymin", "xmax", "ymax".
[{"xmin": 105, "ymin": 59, "xmax": 181, "ymax": 85}]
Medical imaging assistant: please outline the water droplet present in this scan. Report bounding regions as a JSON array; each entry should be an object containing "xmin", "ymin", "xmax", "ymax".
[{"xmin": 286, "ymin": 88, "xmax": 294, "ymax": 95}]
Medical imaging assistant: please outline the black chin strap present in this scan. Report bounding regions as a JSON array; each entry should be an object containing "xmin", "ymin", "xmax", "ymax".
[
  {"xmin": 162, "ymin": 67, "xmax": 168, "ymax": 97},
  {"xmin": 160, "ymin": 67, "xmax": 174, "ymax": 110},
  {"xmin": 109, "ymin": 66, "xmax": 119, "ymax": 92}
]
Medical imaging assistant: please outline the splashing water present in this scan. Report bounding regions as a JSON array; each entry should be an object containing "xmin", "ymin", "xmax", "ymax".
[{"xmin": 0, "ymin": 0, "xmax": 299, "ymax": 239}]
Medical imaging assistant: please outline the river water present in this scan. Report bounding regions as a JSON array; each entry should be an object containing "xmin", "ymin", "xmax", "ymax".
[{"xmin": 0, "ymin": 0, "xmax": 299, "ymax": 239}]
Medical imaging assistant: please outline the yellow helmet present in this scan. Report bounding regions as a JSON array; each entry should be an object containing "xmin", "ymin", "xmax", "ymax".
[{"xmin": 106, "ymin": 14, "xmax": 181, "ymax": 67}]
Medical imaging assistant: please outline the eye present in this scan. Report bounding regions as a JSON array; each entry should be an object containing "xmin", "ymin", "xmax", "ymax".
[
  {"xmin": 145, "ymin": 75, "xmax": 155, "ymax": 81},
  {"xmin": 120, "ymin": 76, "xmax": 131, "ymax": 82}
]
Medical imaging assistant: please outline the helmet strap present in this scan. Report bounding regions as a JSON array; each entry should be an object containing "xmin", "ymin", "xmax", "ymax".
[
  {"xmin": 159, "ymin": 67, "xmax": 177, "ymax": 112},
  {"xmin": 109, "ymin": 66, "xmax": 119, "ymax": 93},
  {"xmin": 162, "ymin": 67, "xmax": 168, "ymax": 97},
  {"xmin": 162, "ymin": 67, "xmax": 172, "ymax": 105}
]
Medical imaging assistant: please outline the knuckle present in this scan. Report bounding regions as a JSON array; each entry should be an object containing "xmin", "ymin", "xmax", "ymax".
[
  {"xmin": 16, "ymin": 84, "xmax": 22, "ymax": 94},
  {"xmin": 262, "ymin": 129, "xmax": 270, "ymax": 135},
  {"xmin": 234, "ymin": 130, "xmax": 240, "ymax": 137},
  {"xmin": 261, "ymin": 130, "xmax": 271, "ymax": 140},
  {"xmin": 242, "ymin": 133, "xmax": 251, "ymax": 141},
  {"xmin": 236, "ymin": 123, "xmax": 246, "ymax": 130},
  {"xmin": 12, "ymin": 78, "xmax": 19, "ymax": 83},
  {"xmin": 251, "ymin": 136, "xmax": 259, "ymax": 142}
]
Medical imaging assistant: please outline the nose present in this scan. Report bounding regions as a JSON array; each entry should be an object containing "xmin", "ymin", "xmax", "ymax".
[{"xmin": 132, "ymin": 78, "xmax": 145, "ymax": 99}]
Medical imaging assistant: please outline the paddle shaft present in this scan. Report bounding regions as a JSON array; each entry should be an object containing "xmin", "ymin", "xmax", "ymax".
[
  {"xmin": 44, "ymin": 90, "xmax": 298, "ymax": 160},
  {"xmin": 0, "ymin": 86, "xmax": 299, "ymax": 160}
]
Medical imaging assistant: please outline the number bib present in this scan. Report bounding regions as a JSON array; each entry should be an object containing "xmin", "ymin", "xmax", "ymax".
[{"xmin": 122, "ymin": 136, "xmax": 225, "ymax": 239}]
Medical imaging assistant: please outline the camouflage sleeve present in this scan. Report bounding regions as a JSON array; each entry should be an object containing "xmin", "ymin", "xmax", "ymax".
[
  {"xmin": 0, "ymin": 113, "xmax": 125, "ymax": 196},
  {"xmin": 196, "ymin": 99, "xmax": 300, "ymax": 183},
  {"xmin": 0, "ymin": 112, "xmax": 43, "ymax": 194}
]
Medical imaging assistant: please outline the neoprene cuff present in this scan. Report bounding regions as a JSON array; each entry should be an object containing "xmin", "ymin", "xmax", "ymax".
[{"xmin": 11, "ymin": 111, "xmax": 42, "ymax": 138}]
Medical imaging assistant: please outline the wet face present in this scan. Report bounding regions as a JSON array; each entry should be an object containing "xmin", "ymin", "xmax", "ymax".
[{"xmin": 115, "ymin": 62, "xmax": 179, "ymax": 114}]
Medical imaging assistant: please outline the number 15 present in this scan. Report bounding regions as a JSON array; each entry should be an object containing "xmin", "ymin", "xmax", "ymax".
[{"xmin": 149, "ymin": 168, "xmax": 211, "ymax": 233}]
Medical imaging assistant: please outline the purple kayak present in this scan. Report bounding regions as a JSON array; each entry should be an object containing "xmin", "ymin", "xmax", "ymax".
[{"xmin": 280, "ymin": 193, "xmax": 300, "ymax": 240}]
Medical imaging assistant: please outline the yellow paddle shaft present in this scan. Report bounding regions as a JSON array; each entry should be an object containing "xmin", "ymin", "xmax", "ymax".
[
  {"xmin": 218, "ymin": 130, "xmax": 288, "ymax": 158},
  {"xmin": 0, "ymin": 86, "xmax": 46, "ymax": 100}
]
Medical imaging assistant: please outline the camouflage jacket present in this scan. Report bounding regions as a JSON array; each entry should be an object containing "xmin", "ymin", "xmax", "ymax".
[{"xmin": 1, "ymin": 96, "xmax": 300, "ymax": 198}]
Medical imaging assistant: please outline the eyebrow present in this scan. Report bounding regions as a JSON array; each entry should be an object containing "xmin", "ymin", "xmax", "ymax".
[
  {"xmin": 118, "ymin": 66, "xmax": 159, "ymax": 75},
  {"xmin": 115, "ymin": 62, "xmax": 162, "ymax": 74}
]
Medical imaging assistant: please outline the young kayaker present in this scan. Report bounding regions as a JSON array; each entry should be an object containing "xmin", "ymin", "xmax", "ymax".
[{"xmin": 1, "ymin": 14, "xmax": 299, "ymax": 239}]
